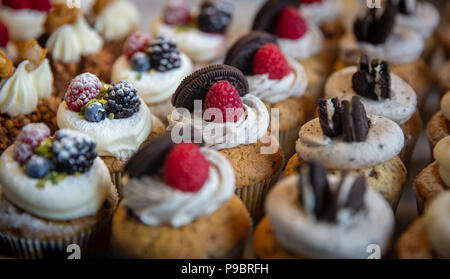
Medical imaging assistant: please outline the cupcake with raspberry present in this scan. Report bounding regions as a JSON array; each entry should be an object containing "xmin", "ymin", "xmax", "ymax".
[
  {"xmin": 151, "ymin": 0, "xmax": 233, "ymax": 65},
  {"xmin": 325, "ymin": 55, "xmax": 422, "ymax": 166},
  {"xmin": 252, "ymin": 0, "xmax": 332, "ymax": 102},
  {"xmin": 111, "ymin": 34, "xmax": 193, "ymax": 124},
  {"xmin": 56, "ymin": 73, "xmax": 165, "ymax": 196},
  {"xmin": 0, "ymin": 124, "xmax": 118, "ymax": 258},
  {"xmin": 111, "ymin": 132, "xmax": 252, "ymax": 258},
  {"xmin": 0, "ymin": 39, "xmax": 59, "ymax": 155},
  {"xmin": 0, "ymin": 20, "xmax": 18, "ymax": 62},
  {"xmin": 426, "ymin": 92, "xmax": 450, "ymax": 150},
  {"xmin": 225, "ymin": 31, "xmax": 313, "ymax": 159},
  {"xmin": 284, "ymin": 97, "xmax": 407, "ymax": 209},
  {"xmin": 168, "ymin": 64, "xmax": 284, "ymax": 221}
]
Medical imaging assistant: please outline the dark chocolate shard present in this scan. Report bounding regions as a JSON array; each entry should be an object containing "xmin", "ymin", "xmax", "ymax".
[
  {"xmin": 318, "ymin": 97, "xmax": 342, "ymax": 138},
  {"xmin": 398, "ymin": 0, "xmax": 416, "ymax": 15},
  {"xmin": 352, "ymin": 55, "xmax": 391, "ymax": 101},
  {"xmin": 341, "ymin": 96, "xmax": 370, "ymax": 143}
]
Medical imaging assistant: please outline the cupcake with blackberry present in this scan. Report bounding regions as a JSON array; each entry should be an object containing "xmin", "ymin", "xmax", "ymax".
[
  {"xmin": 284, "ymin": 97, "xmax": 407, "ymax": 209},
  {"xmin": 152, "ymin": 0, "xmax": 233, "ymax": 65},
  {"xmin": 426, "ymin": 92, "xmax": 450, "ymax": 150},
  {"xmin": 111, "ymin": 132, "xmax": 252, "ymax": 259},
  {"xmin": 57, "ymin": 73, "xmax": 165, "ymax": 196},
  {"xmin": 225, "ymin": 31, "xmax": 313, "ymax": 159},
  {"xmin": 253, "ymin": 161, "xmax": 395, "ymax": 259},
  {"xmin": 252, "ymin": 0, "xmax": 332, "ymax": 102},
  {"xmin": 168, "ymin": 65, "xmax": 284, "ymax": 221},
  {"xmin": 0, "ymin": 124, "xmax": 118, "ymax": 258},
  {"xmin": 0, "ymin": 39, "xmax": 59, "ymax": 155},
  {"xmin": 112, "ymin": 34, "xmax": 193, "ymax": 124}
]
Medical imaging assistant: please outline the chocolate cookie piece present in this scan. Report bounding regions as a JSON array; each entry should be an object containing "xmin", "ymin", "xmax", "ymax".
[
  {"xmin": 224, "ymin": 31, "xmax": 278, "ymax": 75},
  {"xmin": 171, "ymin": 64, "xmax": 249, "ymax": 112},
  {"xmin": 330, "ymin": 173, "xmax": 367, "ymax": 221},
  {"xmin": 252, "ymin": 0, "xmax": 300, "ymax": 34},
  {"xmin": 354, "ymin": 7, "xmax": 376, "ymax": 43},
  {"xmin": 399, "ymin": 0, "xmax": 416, "ymax": 15},
  {"xmin": 341, "ymin": 96, "xmax": 370, "ymax": 143},
  {"xmin": 352, "ymin": 55, "xmax": 391, "ymax": 101},
  {"xmin": 318, "ymin": 98, "xmax": 342, "ymax": 138}
]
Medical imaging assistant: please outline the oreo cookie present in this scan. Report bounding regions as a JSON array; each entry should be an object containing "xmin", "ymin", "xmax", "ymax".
[
  {"xmin": 330, "ymin": 173, "xmax": 367, "ymax": 221},
  {"xmin": 224, "ymin": 31, "xmax": 278, "ymax": 75},
  {"xmin": 171, "ymin": 64, "xmax": 249, "ymax": 112},
  {"xmin": 352, "ymin": 55, "xmax": 391, "ymax": 101},
  {"xmin": 318, "ymin": 98, "xmax": 342, "ymax": 138},
  {"xmin": 398, "ymin": 0, "xmax": 416, "ymax": 15},
  {"xmin": 252, "ymin": 0, "xmax": 300, "ymax": 34},
  {"xmin": 341, "ymin": 96, "xmax": 370, "ymax": 143}
]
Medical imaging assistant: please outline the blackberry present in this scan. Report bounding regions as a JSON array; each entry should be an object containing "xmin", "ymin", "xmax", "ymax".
[
  {"xmin": 104, "ymin": 81, "xmax": 141, "ymax": 119},
  {"xmin": 197, "ymin": 1, "xmax": 233, "ymax": 33},
  {"xmin": 51, "ymin": 129, "xmax": 97, "ymax": 175},
  {"xmin": 147, "ymin": 37, "xmax": 181, "ymax": 72}
]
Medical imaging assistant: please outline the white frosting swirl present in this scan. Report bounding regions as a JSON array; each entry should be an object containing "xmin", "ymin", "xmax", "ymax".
[
  {"xmin": 57, "ymin": 101, "xmax": 151, "ymax": 160},
  {"xmin": 247, "ymin": 58, "xmax": 308, "ymax": 104},
  {"xmin": 440, "ymin": 92, "xmax": 450, "ymax": 121},
  {"xmin": 94, "ymin": 0, "xmax": 138, "ymax": 41},
  {"xmin": 0, "ymin": 6, "xmax": 46, "ymax": 40},
  {"xmin": 433, "ymin": 136, "xmax": 450, "ymax": 188},
  {"xmin": 0, "ymin": 59, "xmax": 53, "ymax": 117},
  {"xmin": 0, "ymin": 145, "xmax": 112, "ymax": 221},
  {"xmin": 396, "ymin": 2, "xmax": 440, "ymax": 38},
  {"xmin": 324, "ymin": 66, "xmax": 417, "ymax": 125},
  {"xmin": 266, "ymin": 175, "xmax": 394, "ymax": 258},
  {"xmin": 277, "ymin": 24, "xmax": 323, "ymax": 60},
  {"xmin": 168, "ymin": 95, "xmax": 269, "ymax": 150},
  {"xmin": 339, "ymin": 25, "xmax": 424, "ymax": 65},
  {"xmin": 296, "ymin": 115, "xmax": 404, "ymax": 169},
  {"xmin": 46, "ymin": 15, "xmax": 103, "ymax": 63},
  {"xmin": 424, "ymin": 192, "xmax": 450, "ymax": 258},
  {"xmin": 111, "ymin": 53, "xmax": 193, "ymax": 104},
  {"xmin": 299, "ymin": 0, "xmax": 342, "ymax": 25},
  {"xmin": 124, "ymin": 148, "xmax": 235, "ymax": 227}
]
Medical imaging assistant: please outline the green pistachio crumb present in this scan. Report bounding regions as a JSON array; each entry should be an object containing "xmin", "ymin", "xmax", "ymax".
[
  {"xmin": 108, "ymin": 113, "xmax": 115, "ymax": 120},
  {"xmin": 35, "ymin": 139, "xmax": 53, "ymax": 158}
]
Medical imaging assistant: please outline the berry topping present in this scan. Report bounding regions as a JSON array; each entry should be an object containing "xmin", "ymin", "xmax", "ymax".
[
  {"xmin": 301, "ymin": 0, "xmax": 323, "ymax": 4},
  {"xmin": 84, "ymin": 102, "xmax": 106, "ymax": 122},
  {"xmin": 147, "ymin": 36, "xmax": 181, "ymax": 72},
  {"xmin": 162, "ymin": 0, "xmax": 191, "ymax": 26},
  {"xmin": 65, "ymin": 73, "xmax": 102, "ymax": 113},
  {"xmin": 25, "ymin": 155, "xmax": 52, "ymax": 179},
  {"xmin": 253, "ymin": 43, "xmax": 291, "ymax": 80},
  {"xmin": 13, "ymin": 123, "xmax": 50, "ymax": 163},
  {"xmin": 2, "ymin": 0, "xmax": 32, "ymax": 10},
  {"xmin": 197, "ymin": 0, "xmax": 233, "ymax": 33},
  {"xmin": 104, "ymin": 80, "xmax": 141, "ymax": 119},
  {"xmin": 123, "ymin": 31, "xmax": 151, "ymax": 60},
  {"xmin": 51, "ymin": 129, "xmax": 97, "ymax": 175},
  {"xmin": 0, "ymin": 21, "xmax": 9, "ymax": 48},
  {"xmin": 163, "ymin": 143, "xmax": 210, "ymax": 192},
  {"xmin": 31, "ymin": 0, "xmax": 51, "ymax": 11},
  {"xmin": 275, "ymin": 7, "xmax": 307, "ymax": 39},
  {"xmin": 203, "ymin": 80, "xmax": 244, "ymax": 123},
  {"xmin": 130, "ymin": 52, "xmax": 151, "ymax": 72}
]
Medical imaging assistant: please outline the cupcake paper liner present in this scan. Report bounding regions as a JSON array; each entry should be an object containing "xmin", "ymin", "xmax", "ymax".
[
  {"xmin": 399, "ymin": 133, "xmax": 420, "ymax": 168},
  {"xmin": 278, "ymin": 126, "xmax": 301, "ymax": 163},
  {"xmin": 111, "ymin": 172, "xmax": 124, "ymax": 199}
]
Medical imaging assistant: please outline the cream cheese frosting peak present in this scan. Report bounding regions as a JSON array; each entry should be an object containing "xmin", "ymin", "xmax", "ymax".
[
  {"xmin": 0, "ymin": 6, "xmax": 46, "ymax": 41},
  {"xmin": 95, "ymin": 0, "xmax": 139, "ymax": 41}
]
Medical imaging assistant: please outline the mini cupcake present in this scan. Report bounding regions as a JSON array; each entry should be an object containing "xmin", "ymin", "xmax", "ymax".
[
  {"xmin": 0, "ymin": 40, "xmax": 58, "ymax": 154},
  {"xmin": 168, "ymin": 64, "xmax": 284, "ymax": 221},
  {"xmin": 225, "ymin": 31, "xmax": 313, "ymax": 159},
  {"xmin": 152, "ymin": 0, "xmax": 233, "ymax": 65},
  {"xmin": 56, "ymin": 73, "xmax": 165, "ymax": 196},
  {"xmin": 325, "ymin": 55, "xmax": 422, "ymax": 166},
  {"xmin": 252, "ymin": 0, "xmax": 331, "ymax": 102},
  {"xmin": 111, "ymin": 132, "xmax": 252, "ymax": 259},
  {"xmin": 0, "ymin": 20, "xmax": 18, "ymax": 62},
  {"xmin": 437, "ymin": 61, "xmax": 450, "ymax": 95},
  {"xmin": 112, "ymin": 33, "xmax": 193, "ymax": 124},
  {"xmin": 0, "ymin": 124, "xmax": 118, "ymax": 258},
  {"xmin": 253, "ymin": 161, "xmax": 394, "ymax": 259},
  {"xmin": 284, "ymin": 96, "xmax": 407, "ymax": 209},
  {"xmin": 426, "ymin": 92, "xmax": 450, "ymax": 150},
  {"xmin": 397, "ymin": 192, "xmax": 450, "ymax": 259}
]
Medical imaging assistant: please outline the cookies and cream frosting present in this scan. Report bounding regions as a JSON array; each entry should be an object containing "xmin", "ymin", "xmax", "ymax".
[
  {"xmin": 0, "ymin": 6, "xmax": 46, "ymax": 41},
  {"xmin": 94, "ymin": 0, "xmax": 139, "ymax": 41},
  {"xmin": 247, "ymin": 58, "xmax": 308, "ymax": 104},
  {"xmin": 433, "ymin": 136, "xmax": 450, "ymax": 188},
  {"xmin": 124, "ymin": 147, "xmax": 234, "ymax": 227},
  {"xmin": 278, "ymin": 24, "xmax": 323, "ymax": 60},
  {"xmin": 0, "ymin": 145, "xmax": 112, "ymax": 221},
  {"xmin": 396, "ymin": 2, "xmax": 439, "ymax": 38},
  {"xmin": 296, "ymin": 115, "xmax": 404, "ymax": 169},
  {"xmin": 299, "ymin": 0, "xmax": 342, "ymax": 26},
  {"xmin": 440, "ymin": 92, "xmax": 450, "ymax": 122},
  {"xmin": 325, "ymin": 66, "xmax": 417, "ymax": 125},
  {"xmin": 424, "ymin": 192, "xmax": 450, "ymax": 258}
]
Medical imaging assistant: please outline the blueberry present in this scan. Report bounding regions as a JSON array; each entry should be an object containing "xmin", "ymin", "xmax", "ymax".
[
  {"xmin": 130, "ymin": 52, "xmax": 151, "ymax": 72},
  {"xmin": 26, "ymin": 155, "xmax": 52, "ymax": 179},
  {"xmin": 84, "ymin": 102, "xmax": 106, "ymax": 122}
]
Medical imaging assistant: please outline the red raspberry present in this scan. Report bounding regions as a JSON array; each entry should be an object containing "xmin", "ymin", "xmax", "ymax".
[
  {"xmin": 301, "ymin": 0, "xmax": 323, "ymax": 4},
  {"xmin": 2, "ymin": 0, "xmax": 32, "ymax": 10},
  {"xmin": 0, "ymin": 21, "xmax": 9, "ymax": 48},
  {"xmin": 276, "ymin": 7, "xmax": 308, "ymax": 39},
  {"xmin": 65, "ymin": 73, "xmax": 102, "ymax": 112},
  {"xmin": 253, "ymin": 43, "xmax": 291, "ymax": 80},
  {"xmin": 162, "ymin": 0, "xmax": 191, "ymax": 26},
  {"xmin": 163, "ymin": 143, "xmax": 210, "ymax": 192},
  {"xmin": 31, "ymin": 0, "xmax": 51, "ymax": 12},
  {"xmin": 123, "ymin": 31, "xmax": 151, "ymax": 60},
  {"xmin": 203, "ymin": 80, "xmax": 244, "ymax": 123},
  {"xmin": 13, "ymin": 123, "xmax": 50, "ymax": 163}
]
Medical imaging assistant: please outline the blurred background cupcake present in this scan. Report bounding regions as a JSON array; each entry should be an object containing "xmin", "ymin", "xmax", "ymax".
[{"xmin": 0, "ymin": 20, "xmax": 19, "ymax": 62}]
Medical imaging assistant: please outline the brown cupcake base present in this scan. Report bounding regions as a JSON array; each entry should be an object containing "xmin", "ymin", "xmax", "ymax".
[
  {"xmin": 437, "ymin": 61, "xmax": 450, "ymax": 95},
  {"xmin": 426, "ymin": 111, "xmax": 450, "ymax": 152},
  {"xmin": 396, "ymin": 217, "xmax": 434, "ymax": 259},
  {"xmin": 399, "ymin": 109, "xmax": 423, "ymax": 167}
]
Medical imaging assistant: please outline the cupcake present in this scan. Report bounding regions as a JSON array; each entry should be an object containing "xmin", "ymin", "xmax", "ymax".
[
  {"xmin": 0, "ymin": 124, "xmax": 118, "ymax": 258},
  {"xmin": 0, "ymin": 40, "xmax": 59, "ymax": 154},
  {"xmin": 56, "ymin": 73, "xmax": 165, "ymax": 196},
  {"xmin": 284, "ymin": 96, "xmax": 407, "ymax": 209},
  {"xmin": 426, "ymin": 92, "xmax": 450, "ymax": 151},
  {"xmin": 111, "ymin": 33, "xmax": 193, "ymax": 124},
  {"xmin": 397, "ymin": 192, "xmax": 450, "ymax": 259},
  {"xmin": 253, "ymin": 161, "xmax": 395, "ymax": 259},
  {"xmin": 0, "ymin": 20, "xmax": 18, "ymax": 62},
  {"xmin": 151, "ymin": 0, "xmax": 233, "ymax": 65},
  {"xmin": 252, "ymin": 0, "xmax": 331, "ymax": 102},
  {"xmin": 224, "ymin": 31, "xmax": 313, "ymax": 159},
  {"xmin": 414, "ymin": 136, "xmax": 450, "ymax": 213},
  {"xmin": 325, "ymin": 55, "xmax": 422, "ymax": 166},
  {"xmin": 437, "ymin": 61, "xmax": 450, "ymax": 95},
  {"xmin": 111, "ymin": 132, "xmax": 252, "ymax": 259},
  {"xmin": 168, "ymin": 64, "xmax": 284, "ymax": 221}
]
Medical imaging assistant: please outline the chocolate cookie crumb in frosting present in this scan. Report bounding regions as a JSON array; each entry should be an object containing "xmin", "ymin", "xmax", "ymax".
[{"xmin": 352, "ymin": 55, "xmax": 391, "ymax": 101}]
